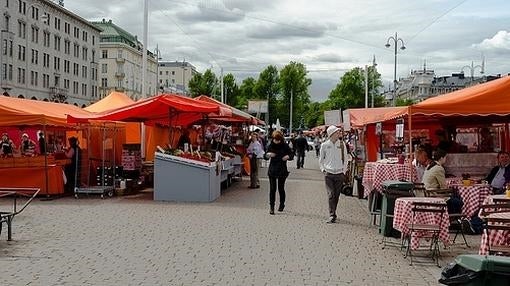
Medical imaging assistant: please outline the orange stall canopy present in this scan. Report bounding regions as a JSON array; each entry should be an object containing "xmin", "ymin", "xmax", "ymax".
[
  {"xmin": 85, "ymin": 91, "xmax": 140, "ymax": 144},
  {"xmin": 410, "ymin": 75, "xmax": 510, "ymax": 117},
  {"xmin": 68, "ymin": 94, "xmax": 220, "ymax": 126},
  {"xmin": 346, "ymin": 107, "xmax": 408, "ymax": 128},
  {"xmin": 0, "ymin": 96, "xmax": 93, "ymax": 127}
]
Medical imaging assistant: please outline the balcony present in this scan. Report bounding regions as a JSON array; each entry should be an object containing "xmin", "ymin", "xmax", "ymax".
[
  {"xmin": 116, "ymin": 57, "xmax": 125, "ymax": 63},
  {"xmin": 49, "ymin": 87, "xmax": 68, "ymax": 103},
  {"xmin": 115, "ymin": 72, "xmax": 125, "ymax": 78}
]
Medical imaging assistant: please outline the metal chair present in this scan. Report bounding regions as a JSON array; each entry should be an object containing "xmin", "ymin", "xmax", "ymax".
[
  {"xmin": 425, "ymin": 188, "xmax": 470, "ymax": 248},
  {"xmin": 404, "ymin": 201, "xmax": 447, "ymax": 267},
  {"xmin": 485, "ymin": 216, "xmax": 510, "ymax": 256},
  {"xmin": 0, "ymin": 188, "xmax": 40, "ymax": 241}
]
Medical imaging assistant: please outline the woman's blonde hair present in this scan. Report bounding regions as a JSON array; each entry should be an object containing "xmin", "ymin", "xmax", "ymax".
[{"xmin": 272, "ymin": 130, "xmax": 284, "ymax": 141}]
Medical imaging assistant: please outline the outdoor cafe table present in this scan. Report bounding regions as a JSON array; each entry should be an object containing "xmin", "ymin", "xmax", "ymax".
[
  {"xmin": 448, "ymin": 182, "xmax": 493, "ymax": 218},
  {"xmin": 362, "ymin": 162, "xmax": 417, "ymax": 198},
  {"xmin": 393, "ymin": 197, "xmax": 450, "ymax": 250},
  {"xmin": 479, "ymin": 212, "xmax": 510, "ymax": 255},
  {"xmin": 482, "ymin": 194, "xmax": 510, "ymax": 205}
]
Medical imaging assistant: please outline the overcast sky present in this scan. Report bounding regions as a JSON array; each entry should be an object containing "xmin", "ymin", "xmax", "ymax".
[{"xmin": 64, "ymin": 0, "xmax": 510, "ymax": 101}]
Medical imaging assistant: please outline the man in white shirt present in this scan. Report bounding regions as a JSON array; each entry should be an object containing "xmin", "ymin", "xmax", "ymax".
[{"xmin": 319, "ymin": 125, "xmax": 349, "ymax": 223}]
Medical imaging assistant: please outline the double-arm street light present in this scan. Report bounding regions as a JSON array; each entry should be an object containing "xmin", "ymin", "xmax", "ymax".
[
  {"xmin": 385, "ymin": 32, "xmax": 406, "ymax": 106},
  {"xmin": 461, "ymin": 59, "xmax": 484, "ymax": 81}
]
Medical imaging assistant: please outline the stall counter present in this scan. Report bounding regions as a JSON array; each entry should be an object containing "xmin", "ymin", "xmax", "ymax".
[{"xmin": 0, "ymin": 165, "xmax": 65, "ymax": 195}]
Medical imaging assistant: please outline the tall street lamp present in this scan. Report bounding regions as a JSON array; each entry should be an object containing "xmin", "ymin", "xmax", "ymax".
[
  {"xmin": 153, "ymin": 45, "xmax": 162, "ymax": 95},
  {"xmin": 385, "ymin": 32, "xmax": 406, "ymax": 106},
  {"xmin": 461, "ymin": 58, "xmax": 484, "ymax": 82}
]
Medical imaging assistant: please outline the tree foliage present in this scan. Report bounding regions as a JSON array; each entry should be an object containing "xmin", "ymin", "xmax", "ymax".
[
  {"xmin": 188, "ymin": 69, "xmax": 218, "ymax": 97},
  {"xmin": 223, "ymin": 73, "xmax": 239, "ymax": 107},
  {"xmin": 395, "ymin": 98, "xmax": 415, "ymax": 106},
  {"xmin": 328, "ymin": 66, "xmax": 384, "ymax": 110},
  {"xmin": 255, "ymin": 65, "xmax": 280, "ymax": 124},
  {"xmin": 278, "ymin": 62, "xmax": 312, "ymax": 130}
]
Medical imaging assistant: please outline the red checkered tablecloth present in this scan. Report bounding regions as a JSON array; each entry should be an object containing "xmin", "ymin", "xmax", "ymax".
[
  {"xmin": 482, "ymin": 194, "xmax": 510, "ymax": 205},
  {"xmin": 393, "ymin": 197, "xmax": 450, "ymax": 250},
  {"xmin": 449, "ymin": 184, "xmax": 492, "ymax": 218},
  {"xmin": 362, "ymin": 162, "xmax": 417, "ymax": 198},
  {"xmin": 479, "ymin": 212, "xmax": 510, "ymax": 255}
]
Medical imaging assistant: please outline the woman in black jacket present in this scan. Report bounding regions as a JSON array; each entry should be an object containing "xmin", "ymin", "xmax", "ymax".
[{"xmin": 265, "ymin": 130, "xmax": 294, "ymax": 215}]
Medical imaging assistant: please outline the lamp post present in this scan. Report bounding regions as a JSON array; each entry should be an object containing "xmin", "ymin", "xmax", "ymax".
[
  {"xmin": 461, "ymin": 59, "xmax": 484, "ymax": 82},
  {"xmin": 385, "ymin": 32, "xmax": 406, "ymax": 106},
  {"xmin": 154, "ymin": 46, "xmax": 162, "ymax": 95}
]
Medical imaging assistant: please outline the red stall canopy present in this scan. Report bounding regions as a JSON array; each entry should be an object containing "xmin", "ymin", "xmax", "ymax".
[{"xmin": 68, "ymin": 94, "xmax": 221, "ymax": 126}]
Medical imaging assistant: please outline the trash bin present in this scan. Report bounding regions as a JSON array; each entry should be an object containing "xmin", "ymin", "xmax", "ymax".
[
  {"xmin": 354, "ymin": 175, "xmax": 364, "ymax": 199},
  {"xmin": 439, "ymin": 255, "xmax": 510, "ymax": 285},
  {"xmin": 379, "ymin": 180, "xmax": 414, "ymax": 237}
]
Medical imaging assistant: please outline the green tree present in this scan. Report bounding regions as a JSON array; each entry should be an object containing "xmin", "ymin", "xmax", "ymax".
[
  {"xmin": 279, "ymin": 62, "xmax": 312, "ymax": 130},
  {"xmin": 255, "ymin": 65, "xmax": 280, "ymax": 124},
  {"xmin": 237, "ymin": 77, "xmax": 257, "ymax": 110},
  {"xmin": 395, "ymin": 98, "xmax": 414, "ymax": 106},
  {"xmin": 188, "ymin": 69, "xmax": 218, "ymax": 97},
  {"xmin": 328, "ymin": 66, "xmax": 384, "ymax": 110},
  {"xmin": 222, "ymin": 73, "xmax": 239, "ymax": 107}
]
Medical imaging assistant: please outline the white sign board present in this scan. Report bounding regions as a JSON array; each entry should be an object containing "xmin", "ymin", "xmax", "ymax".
[
  {"xmin": 342, "ymin": 110, "xmax": 351, "ymax": 131},
  {"xmin": 247, "ymin": 100, "xmax": 268, "ymax": 113},
  {"xmin": 324, "ymin": 110, "xmax": 342, "ymax": 126}
]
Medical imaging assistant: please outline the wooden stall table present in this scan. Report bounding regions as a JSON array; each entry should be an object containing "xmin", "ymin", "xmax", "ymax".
[
  {"xmin": 362, "ymin": 162, "xmax": 417, "ymax": 198},
  {"xmin": 393, "ymin": 197, "xmax": 450, "ymax": 250},
  {"xmin": 479, "ymin": 212, "xmax": 510, "ymax": 255},
  {"xmin": 0, "ymin": 165, "xmax": 64, "ymax": 195},
  {"xmin": 448, "ymin": 182, "xmax": 493, "ymax": 218}
]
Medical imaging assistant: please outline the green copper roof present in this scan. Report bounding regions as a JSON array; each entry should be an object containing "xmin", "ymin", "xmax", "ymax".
[{"xmin": 91, "ymin": 20, "xmax": 139, "ymax": 48}]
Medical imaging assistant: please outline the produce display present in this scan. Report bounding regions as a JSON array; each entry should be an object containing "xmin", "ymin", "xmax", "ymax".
[{"xmin": 156, "ymin": 145, "xmax": 215, "ymax": 163}]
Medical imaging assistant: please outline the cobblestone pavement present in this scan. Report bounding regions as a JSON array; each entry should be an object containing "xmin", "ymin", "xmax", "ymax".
[{"xmin": 0, "ymin": 151, "xmax": 481, "ymax": 285}]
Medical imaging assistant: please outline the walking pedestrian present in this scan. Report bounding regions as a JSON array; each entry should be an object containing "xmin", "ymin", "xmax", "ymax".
[
  {"xmin": 265, "ymin": 130, "xmax": 294, "ymax": 215},
  {"xmin": 319, "ymin": 126, "xmax": 349, "ymax": 223},
  {"xmin": 294, "ymin": 131, "xmax": 308, "ymax": 169},
  {"xmin": 247, "ymin": 132, "xmax": 264, "ymax": 189}
]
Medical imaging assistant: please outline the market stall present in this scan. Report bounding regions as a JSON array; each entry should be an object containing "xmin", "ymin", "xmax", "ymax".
[{"xmin": 0, "ymin": 96, "xmax": 93, "ymax": 196}]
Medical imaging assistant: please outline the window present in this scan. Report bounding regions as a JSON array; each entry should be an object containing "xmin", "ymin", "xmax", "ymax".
[
  {"xmin": 54, "ymin": 76, "xmax": 59, "ymax": 87},
  {"xmin": 1, "ymin": 64, "xmax": 6, "ymax": 80},
  {"xmin": 42, "ymin": 53, "xmax": 50, "ymax": 68},
  {"xmin": 31, "ymin": 6, "xmax": 38, "ymax": 20},
  {"xmin": 81, "ymin": 83, "xmax": 87, "ymax": 96},
  {"xmin": 101, "ymin": 64, "xmax": 107, "ymax": 73},
  {"xmin": 73, "ymin": 27, "xmax": 79, "ymax": 38},
  {"xmin": 54, "ymin": 35, "xmax": 60, "ymax": 51},
  {"xmin": 159, "ymin": 71, "xmax": 162, "ymax": 75},
  {"xmin": 73, "ymin": 63, "xmax": 79, "ymax": 76},
  {"xmin": 6, "ymin": 0, "xmax": 9, "ymax": 7},
  {"xmin": 31, "ymin": 49, "xmax": 38, "ymax": 64},
  {"xmin": 73, "ymin": 81, "xmax": 78, "ymax": 94},
  {"xmin": 64, "ymin": 40, "xmax": 70, "ymax": 54},
  {"xmin": 8, "ymin": 40, "xmax": 12, "ymax": 57},
  {"xmin": 42, "ymin": 74, "xmax": 49, "ymax": 88},
  {"xmin": 17, "ymin": 45, "xmax": 25, "ymax": 61},
  {"xmin": 43, "ymin": 31, "xmax": 50, "ymax": 47},
  {"xmin": 8, "ymin": 64, "xmax": 12, "ymax": 80},
  {"xmin": 91, "ymin": 50, "xmax": 96, "ymax": 62},
  {"xmin": 171, "ymin": 71, "xmax": 175, "ymax": 75},
  {"xmin": 64, "ymin": 79, "xmax": 69, "ymax": 89},
  {"xmin": 30, "ymin": 71, "xmax": 35, "ymax": 85},
  {"xmin": 82, "ymin": 66, "xmax": 87, "ymax": 78},
  {"xmin": 64, "ymin": 22, "xmax": 70, "ymax": 34},
  {"xmin": 53, "ymin": 56, "xmax": 60, "ymax": 71},
  {"xmin": 2, "ymin": 40, "xmax": 6, "ymax": 55},
  {"xmin": 101, "ymin": 50, "xmax": 108, "ymax": 59},
  {"xmin": 117, "ymin": 79, "xmax": 122, "ymax": 89},
  {"xmin": 63, "ymin": 60, "xmax": 69, "ymax": 73},
  {"xmin": 18, "ymin": 20, "xmax": 26, "ymax": 39},
  {"xmin": 18, "ymin": 0, "xmax": 26, "ymax": 14},
  {"xmin": 17, "ymin": 68, "xmax": 25, "ymax": 84},
  {"xmin": 165, "ymin": 71, "xmax": 168, "ymax": 75},
  {"xmin": 4, "ymin": 15, "xmax": 10, "ymax": 32},
  {"xmin": 42, "ymin": 12, "xmax": 50, "ymax": 26},
  {"xmin": 101, "ymin": 78, "xmax": 107, "ymax": 87},
  {"xmin": 82, "ymin": 31, "xmax": 87, "ymax": 42},
  {"xmin": 92, "ymin": 35, "xmax": 95, "ymax": 45},
  {"xmin": 82, "ymin": 47, "xmax": 87, "ymax": 61},
  {"xmin": 73, "ymin": 43, "xmax": 79, "ymax": 58},
  {"xmin": 54, "ymin": 17, "xmax": 60, "ymax": 30},
  {"xmin": 31, "ymin": 26, "xmax": 39, "ymax": 43}
]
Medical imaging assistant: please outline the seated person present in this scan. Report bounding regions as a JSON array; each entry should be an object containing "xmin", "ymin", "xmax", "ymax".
[
  {"xmin": 1, "ymin": 133, "xmax": 15, "ymax": 157},
  {"xmin": 486, "ymin": 151, "xmax": 510, "ymax": 194},
  {"xmin": 177, "ymin": 130, "xmax": 191, "ymax": 150},
  {"xmin": 19, "ymin": 133, "xmax": 37, "ymax": 157},
  {"xmin": 417, "ymin": 145, "xmax": 447, "ymax": 190}
]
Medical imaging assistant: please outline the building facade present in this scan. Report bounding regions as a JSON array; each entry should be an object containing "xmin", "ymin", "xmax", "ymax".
[
  {"xmin": 395, "ymin": 64, "xmax": 489, "ymax": 102},
  {"xmin": 158, "ymin": 61, "xmax": 197, "ymax": 95},
  {"xmin": 1, "ymin": 0, "xmax": 101, "ymax": 106},
  {"xmin": 92, "ymin": 19, "xmax": 157, "ymax": 100}
]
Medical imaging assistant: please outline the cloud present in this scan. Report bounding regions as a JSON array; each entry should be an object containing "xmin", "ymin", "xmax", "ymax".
[
  {"xmin": 176, "ymin": 2, "xmax": 245, "ymax": 23},
  {"xmin": 312, "ymin": 53, "xmax": 352, "ymax": 63},
  {"xmin": 474, "ymin": 30, "xmax": 510, "ymax": 50},
  {"xmin": 247, "ymin": 22, "xmax": 337, "ymax": 39}
]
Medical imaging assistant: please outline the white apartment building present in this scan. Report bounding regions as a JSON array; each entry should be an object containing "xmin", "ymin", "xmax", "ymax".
[
  {"xmin": 158, "ymin": 61, "xmax": 197, "ymax": 95},
  {"xmin": 0, "ymin": 0, "xmax": 101, "ymax": 106},
  {"xmin": 92, "ymin": 19, "xmax": 157, "ymax": 100}
]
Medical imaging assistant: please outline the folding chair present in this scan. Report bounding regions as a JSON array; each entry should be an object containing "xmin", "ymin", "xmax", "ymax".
[
  {"xmin": 425, "ymin": 188, "xmax": 469, "ymax": 248},
  {"xmin": 485, "ymin": 217, "xmax": 510, "ymax": 256},
  {"xmin": 404, "ymin": 201, "xmax": 447, "ymax": 267},
  {"xmin": 0, "ymin": 188, "xmax": 40, "ymax": 241},
  {"xmin": 413, "ymin": 183, "xmax": 426, "ymax": 197}
]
